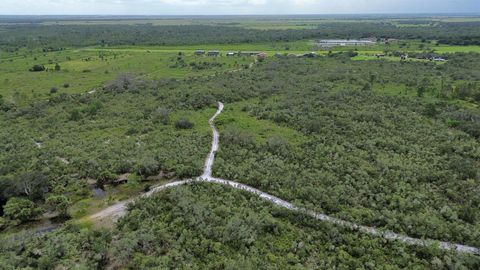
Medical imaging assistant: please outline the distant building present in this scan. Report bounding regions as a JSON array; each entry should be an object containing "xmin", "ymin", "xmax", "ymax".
[
  {"xmin": 375, "ymin": 53, "xmax": 386, "ymax": 58},
  {"xmin": 226, "ymin": 52, "xmax": 237, "ymax": 57},
  {"xmin": 195, "ymin": 50, "xmax": 206, "ymax": 55},
  {"xmin": 317, "ymin": 39, "xmax": 376, "ymax": 48},
  {"xmin": 433, "ymin": 57, "xmax": 446, "ymax": 62},
  {"xmin": 239, "ymin": 51, "xmax": 261, "ymax": 57},
  {"xmin": 257, "ymin": 52, "xmax": 267, "ymax": 60},
  {"xmin": 207, "ymin": 51, "xmax": 220, "ymax": 57}
]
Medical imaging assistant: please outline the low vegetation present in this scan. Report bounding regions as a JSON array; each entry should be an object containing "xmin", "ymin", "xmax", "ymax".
[
  {"xmin": 1, "ymin": 184, "xmax": 478, "ymax": 269},
  {"xmin": 1, "ymin": 15, "xmax": 480, "ymax": 268}
]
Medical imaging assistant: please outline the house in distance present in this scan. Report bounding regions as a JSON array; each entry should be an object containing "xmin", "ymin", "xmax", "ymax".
[
  {"xmin": 207, "ymin": 51, "xmax": 220, "ymax": 57},
  {"xmin": 257, "ymin": 52, "xmax": 267, "ymax": 60},
  {"xmin": 195, "ymin": 50, "xmax": 206, "ymax": 55},
  {"xmin": 239, "ymin": 51, "xmax": 261, "ymax": 57},
  {"xmin": 317, "ymin": 39, "xmax": 376, "ymax": 48}
]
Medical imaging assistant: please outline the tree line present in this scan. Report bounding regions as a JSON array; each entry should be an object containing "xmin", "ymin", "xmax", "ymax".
[{"xmin": 1, "ymin": 21, "xmax": 480, "ymax": 52}]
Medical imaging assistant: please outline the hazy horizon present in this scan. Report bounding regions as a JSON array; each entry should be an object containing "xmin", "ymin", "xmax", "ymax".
[
  {"xmin": 1, "ymin": 13, "xmax": 479, "ymax": 17},
  {"xmin": 0, "ymin": 0, "xmax": 479, "ymax": 16}
]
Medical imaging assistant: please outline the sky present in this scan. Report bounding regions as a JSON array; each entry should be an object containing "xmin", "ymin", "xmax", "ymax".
[{"xmin": 0, "ymin": 0, "xmax": 479, "ymax": 15}]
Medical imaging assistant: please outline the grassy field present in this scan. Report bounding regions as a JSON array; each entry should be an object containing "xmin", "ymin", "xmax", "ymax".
[
  {"xmin": 2, "ymin": 39, "xmax": 480, "ymax": 105},
  {"xmin": 0, "ymin": 49, "xmax": 252, "ymax": 103},
  {"xmin": 88, "ymin": 40, "xmax": 480, "ymax": 58},
  {"xmin": 434, "ymin": 45, "xmax": 480, "ymax": 53},
  {"xmin": 216, "ymin": 99, "xmax": 308, "ymax": 145},
  {"xmin": 89, "ymin": 39, "xmax": 315, "ymax": 52},
  {"xmin": 38, "ymin": 18, "xmax": 326, "ymax": 29}
]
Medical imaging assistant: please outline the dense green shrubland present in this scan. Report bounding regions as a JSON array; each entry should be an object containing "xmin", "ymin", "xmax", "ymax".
[
  {"xmin": 215, "ymin": 89, "xmax": 480, "ymax": 246},
  {"xmin": 0, "ymin": 75, "xmax": 215, "ymax": 220},
  {"xmin": 1, "ymin": 52, "xmax": 479, "ymax": 267},
  {"xmin": 1, "ymin": 184, "xmax": 478, "ymax": 269},
  {"xmin": 212, "ymin": 58, "xmax": 480, "ymax": 247},
  {"xmin": 2, "ymin": 53, "xmax": 479, "ymax": 222}
]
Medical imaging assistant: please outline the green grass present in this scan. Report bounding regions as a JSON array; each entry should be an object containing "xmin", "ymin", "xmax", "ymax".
[
  {"xmin": 89, "ymin": 39, "xmax": 315, "ymax": 52},
  {"xmin": 434, "ymin": 45, "xmax": 480, "ymax": 53},
  {"xmin": 352, "ymin": 55, "xmax": 398, "ymax": 61},
  {"xmin": 351, "ymin": 54, "xmax": 434, "ymax": 62},
  {"xmin": 0, "ymin": 49, "xmax": 252, "ymax": 103},
  {"xmin": 2, "ymin": 40, "xmax": 479, "ymax": 105},
  {"xmin": 373, "ymin": 82, "xmax": 479, "ymax": 110},
  {"xmin": 216, "ymin": 99, "xmax": 308, "ymax": 145}
]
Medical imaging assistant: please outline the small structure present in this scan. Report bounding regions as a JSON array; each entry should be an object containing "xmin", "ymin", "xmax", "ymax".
[
  {"xmin": 317, "ymin": 39, "xmax": 376, "ymax": 48},
  {"xmin": 239, "ymin": 51, "xmax": 261, "ymax": 57},
  {"xmin": 195, "ymin": 50, "xmax": 206, "ymax": 56},
  {"xmin": 400, "ymin": 54, "xmax": 409, "ymax": 61},
  {"xmin": 226, "ymin": 52, "xmax": 237, "ymax": 57},
  {"xmin": 256, "ymin": 52, "xmax": 267, "ymax": 60},
  {"xmin": 375, "ymin": 53, "xmax": 386, "ymax": 58},
  {"xmin": 433, "ymin": 57, "xmax": 446, "ymax": 62},
  {"xmin": 207, "ymin": 51, "xmax": 220, "ymax": 57}
]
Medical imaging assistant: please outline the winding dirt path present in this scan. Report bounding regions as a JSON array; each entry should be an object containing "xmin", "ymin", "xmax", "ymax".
[{"xmin": 90, "ymin": 102, "xmax": 480, "ymax": 256}]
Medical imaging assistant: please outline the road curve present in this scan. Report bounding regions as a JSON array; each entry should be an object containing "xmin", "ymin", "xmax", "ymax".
[{"xmin": 90, "ymin": 102, "xmax": 479, "ymax": 256}]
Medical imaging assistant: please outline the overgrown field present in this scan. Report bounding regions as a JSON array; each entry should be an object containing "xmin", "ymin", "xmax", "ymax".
[
  {"xmin": 0, "ymin": 49, "xmax": 252, "ymax": 103},
  {"xmin": 1, "ymin": 42, "xmax": 480, "ymax": 268},
  {"xmin": 3, "ymin": 39, "xmax": 480, "ymax": 106}
]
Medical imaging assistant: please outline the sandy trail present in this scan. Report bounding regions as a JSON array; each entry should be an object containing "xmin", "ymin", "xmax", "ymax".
[{"xmin": 90, "ymin": 102, "xmax": 479, "ymax": 256}]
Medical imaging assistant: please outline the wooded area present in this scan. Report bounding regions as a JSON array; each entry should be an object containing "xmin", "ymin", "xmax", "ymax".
[
  {"xmin": 1, "ymin": 184, "xmax": 478, "ymax": 269},
  {"xmin": 1, "ymin": 21, "xmax": 480, "ymax": 52}
]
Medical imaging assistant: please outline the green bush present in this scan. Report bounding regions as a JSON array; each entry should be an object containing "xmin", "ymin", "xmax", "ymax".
[
  {"xmin": 152, "ymin": 107, "xmax": 170, "ymax": 125},
  {"xmin": 175, "ymin": 118, "xmax": 194, "ymax": 129},
  {"xmin": 3, "ymin": 197, "xmax": 41, "ymax": 222},
  {"xmin": 46, "ymin": 195, "xmax": 71, "ymax": 218},
  {"xmin": 0, "ymin": 217, "xmax": 8, "ymax": 230},
  {"xmin": 29, "ymin": 64, "xmax": 45, "ymax": 72}
]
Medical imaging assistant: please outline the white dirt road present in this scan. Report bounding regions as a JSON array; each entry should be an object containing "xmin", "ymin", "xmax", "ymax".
[{"xmin": 90, "ymin": 102, "xmax": 480, "ymax": 256}]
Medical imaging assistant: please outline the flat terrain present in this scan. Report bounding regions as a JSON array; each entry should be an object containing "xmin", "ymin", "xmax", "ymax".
[
  {"xmin": 3, "ymin": 40, "xmax": 480, "ymax": 104},
  {"xmin": 1, "ymin": 15, "xmax": 480, "ymax": 269},
  {"xmin": 0, "ymin": 49, "xmax": 252, "ymax": 103}
]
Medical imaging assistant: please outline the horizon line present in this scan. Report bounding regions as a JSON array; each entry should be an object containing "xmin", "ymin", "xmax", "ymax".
[{"xmin": 1, "ymin": 12, "xmax": 479, "ymax": 16}]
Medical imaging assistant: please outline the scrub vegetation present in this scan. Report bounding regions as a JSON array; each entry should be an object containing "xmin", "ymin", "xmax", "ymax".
[{"xmin": 1, "ymin": 15, "xmax": 480, "ymax": 269}]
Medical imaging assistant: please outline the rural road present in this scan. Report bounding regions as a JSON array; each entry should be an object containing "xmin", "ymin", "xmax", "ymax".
[{"xmin": 90, "ymin": 102, "xmax": 480, "ymax": 256}]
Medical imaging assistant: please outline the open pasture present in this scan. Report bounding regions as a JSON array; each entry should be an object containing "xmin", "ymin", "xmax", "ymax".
[
  {"xmin": 2, "ymin": 38, "xmax": 480, "ymax": 105},
  {"xmin": 0, "ymin": 48, "xmax": 252, "ymax": 103}
]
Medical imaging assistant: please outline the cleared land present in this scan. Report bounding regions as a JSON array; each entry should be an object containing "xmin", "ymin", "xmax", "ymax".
[{"xmin": 3, "ymin": 39, "xmax": 479, "ymax": 104}]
